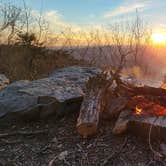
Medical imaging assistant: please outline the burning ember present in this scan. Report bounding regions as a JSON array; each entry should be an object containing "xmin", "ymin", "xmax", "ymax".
[
  {"xmin": 135, "ymin": 106, "xmax": 142, "ymax": 115},
  {"xmin": 161, "ymin": 83, "xmax": 166, "ymax": 89},
  {"xmin": 130, "ymin": 96, "xmax": 166, "ymax": 116},
  {"xmin": 134, "ymin": 102, "xmax": 166, "ymax": 116}
]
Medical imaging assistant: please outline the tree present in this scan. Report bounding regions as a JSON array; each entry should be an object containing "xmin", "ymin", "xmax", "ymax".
[
  {"xmin": 16, "ymin": 32, "xmax": 36, "ymax": 46},
  {"xmin": 0, "ymin": 1, "xmax": 21, "ymax": 44},
  {"xmin": 104, "ymin": 12, "xmax": 151, "ymax": 75}
]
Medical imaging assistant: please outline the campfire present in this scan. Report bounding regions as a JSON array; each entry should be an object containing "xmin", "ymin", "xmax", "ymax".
[
  {"xmin": 131, "ymin": 96, "xmax": 166, "ymax": 116},
  {"xmin": 135, "ymin": 106, "xmax": 142, "ymax": 115},
  {"xmin": 76, "ymin": 70, "xmax": 166, "ymax": 142}
]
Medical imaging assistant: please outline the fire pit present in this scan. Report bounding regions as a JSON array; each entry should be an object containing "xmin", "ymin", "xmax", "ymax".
[
  {"xmin": 76, "ymin": 72, "xmax": 166, "ymax": 141},
  {"xmin": 113, "ymin": 93, "xmax": 166, "ymax": 141}
]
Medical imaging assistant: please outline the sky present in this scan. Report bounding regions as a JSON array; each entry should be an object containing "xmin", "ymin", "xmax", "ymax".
[
  {"xmin": 2, "ymin": 0, "xmax": 166, "ymax": 45},
  {"xmin": 19, "ymin": 0, "xmax": 166, "ymax": 34}
]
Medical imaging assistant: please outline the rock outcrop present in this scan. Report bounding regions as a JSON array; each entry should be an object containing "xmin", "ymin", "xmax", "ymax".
[
  {"xmin": 0, "ymin": 74, "xmax": 9, "ymax": 90},
  {"xmin": 0, "ymin": 66, "xmax": 101, "ymax": 121},
  {"xmin": 49, "ymin": 66, "xmax": 101, "ymax": 90}
]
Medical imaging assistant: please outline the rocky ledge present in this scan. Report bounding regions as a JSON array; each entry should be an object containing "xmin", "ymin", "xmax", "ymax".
[{"xmin": 0, "ymin": 66, "xmax": 101, "ymax": 121}]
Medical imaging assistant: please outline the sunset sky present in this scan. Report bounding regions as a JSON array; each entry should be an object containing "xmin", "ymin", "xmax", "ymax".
[{"xmin": 21, "ymin": 0, "xmax": 166, "ymax": 34}]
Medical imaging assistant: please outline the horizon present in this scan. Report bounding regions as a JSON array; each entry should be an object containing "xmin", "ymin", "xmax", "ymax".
[{"xmin": 1, "ymin": 0, "xmax": 166, "ymax": 46}]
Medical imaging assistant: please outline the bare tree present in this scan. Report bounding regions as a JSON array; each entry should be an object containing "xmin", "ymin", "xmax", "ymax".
[
  {"xmin": 22, "ymin": 0, "xmax": 30, "ymax": 34},
  {"xmin": 0, "ymin": 1, "xmax": 21, "ymax": 44},
  {"xmin": 101, "ymin": 12, "xmax": 151, "ymax": 76}
]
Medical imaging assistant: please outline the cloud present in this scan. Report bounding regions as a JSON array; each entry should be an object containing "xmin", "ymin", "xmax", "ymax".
[
  {"xmin": 44, "ymin": 10, "xmax": 66, "ymax": 28},
  {"xmin": 30, "ymin": 10, "xmax": 109, "ymax": 46},
  {"xmin": 31, "ymin": 9, "xmax": 83, "ymax": 33},
  {"xmin": 33, "ymin": 10, "xmax": 107, "ymax": 33},
  {"xmin": 104, "ymin": 1, "xmax": 149, "ymax": 18},
  {"xmin": 152, "ymin": 24, "xmax": 166, "ymax": 34}
]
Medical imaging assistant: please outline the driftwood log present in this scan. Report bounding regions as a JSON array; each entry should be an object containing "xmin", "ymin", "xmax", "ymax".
[{"xmin": 77, "ymin": 90, "xmax": 102, "ymax": 138}]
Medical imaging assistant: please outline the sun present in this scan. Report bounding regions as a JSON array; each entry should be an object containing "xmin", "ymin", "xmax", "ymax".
[{"xmin": 151, "ymin": 33, "xmax": 166, "ymax": 44}]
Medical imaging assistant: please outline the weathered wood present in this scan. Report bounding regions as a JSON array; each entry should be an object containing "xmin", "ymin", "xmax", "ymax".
[
  {"xmin": 112, "ymin": 110, "xmax": 132, "ymax": 135},
  {"xmin": 104, "ymin": 97, "xmax": 128, "ymax": 119},
  {"xmin": 120, "ymin": 85, "xmax": 166, "ymax": 97},
  {"xmin": 111, "ymin": 108, "xmax": 166, "ymax": 141},
  {"xmin": 76, "ymin": 90, "xmax": 102, "ymax": 138},
  {"xmin": 128, "ymin": 115, "xmax": 166, "ymax": 141},
  {"xmin": 77, "ymin": 72, "xmax": 166, "ymax": 138},
  {"xmin": 133, "ymin": 86, "xmax": 166, "ymax": 96}
]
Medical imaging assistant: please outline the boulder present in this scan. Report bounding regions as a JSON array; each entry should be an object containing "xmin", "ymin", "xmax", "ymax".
[
  {"xmin": 49, "ymin": 66, "xmax": 101, "ymax": 90},
  {"xmin": 0, "ymin": 66, "xmax": 101, "ymax": 121},
  {"xmin": 0, "ymin": 80, "xmax": 38, "ymax": 119},
  {"xmin": 0, "ymin": 74, "xmax": 9, "ymax": 90}
]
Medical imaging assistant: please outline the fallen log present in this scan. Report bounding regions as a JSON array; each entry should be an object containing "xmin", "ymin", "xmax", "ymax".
[
  {"xmin": 77, "ymin": 72, "xmax": 112, "ymax": 138},
  {"xmin": 103, "ymin": 97, "xmax": 128, "ymax": 119},
  {"xmin": 112, "ymin": 110, "xmax": 132, "ymax": 135},
  {"xmin": 133, "ymin": 86, "xmax": 166, "ymax": 96},
  {"xmin": 128, "ymin": 115, "xmax": 166, "ymax": 141},
  {"xmin": 111, "ymin": 108, "xmax": 166, "ymax": 141},
  {"xmin": 120, "ymin": 85, "xmax": 166, "ymax": 97},
  {"xmin": 76, "ymin": 90, "xmax": 102, "ymax": 138}
]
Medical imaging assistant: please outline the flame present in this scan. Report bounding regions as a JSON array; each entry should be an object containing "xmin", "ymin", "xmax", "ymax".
[
  {"xmin": 161, "ymin": 83, "xmax": 166, "ymax": 89},
  {"xmin": 135, "ymin": 106, "xmax": 142, "ymax": 115}
]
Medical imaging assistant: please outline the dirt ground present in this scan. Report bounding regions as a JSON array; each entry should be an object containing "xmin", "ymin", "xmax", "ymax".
[{"xmin": 0, "ymin": 114, "xmax": 166, "ymax": 166}]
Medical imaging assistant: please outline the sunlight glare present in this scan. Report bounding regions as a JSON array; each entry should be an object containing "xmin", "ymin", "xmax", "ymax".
[{"xmin": 151, "ymin": 33, "xmax": 166, "ymax": 44}]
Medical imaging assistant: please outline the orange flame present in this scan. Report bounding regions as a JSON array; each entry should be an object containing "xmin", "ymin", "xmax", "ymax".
[
  {"xmin": 161, "ymin": 83, "xmax": 166, "ymax": 89},
  {"xmin": 135, "ymin": 106, "xmax": 142, "ymax": 115}
]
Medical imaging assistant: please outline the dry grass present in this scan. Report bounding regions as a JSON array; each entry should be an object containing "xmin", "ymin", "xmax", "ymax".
[{"xmin": 0, "ymin": 45, "xmax": 86, "ymax": 81}]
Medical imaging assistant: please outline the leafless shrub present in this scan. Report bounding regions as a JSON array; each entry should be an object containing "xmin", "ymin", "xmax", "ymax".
[{"xmin": 69, "ymin": 12, "xmax": 152, "ymax": 77}]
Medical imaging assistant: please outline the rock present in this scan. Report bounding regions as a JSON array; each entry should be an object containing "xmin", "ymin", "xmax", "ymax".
[
  {"xmin": 0, "ymin": 66, "xmax": 101, "ymax": 121},
  {"xmin": 0, "ymin": 80, "xmax": 38, "ymax": 120},
  {"xmin": 49, "ymin": 66, "xmax": 101, "ymax": 90},
  {"xmin": 48, "ymin": 150, "xmax": 69, "ymax": 166},
  {"xmin": 0, "ymin": 74, "xmax": 9, "ymax": 90},
  {"xmin": 58, "ymin": 151, "xmax": 68, "ymax": 160},
  {"xmin": 51, "ymin": 137, "xmax": 58, "ymax": 144},
  {"xmin": 57, "ymin": 144, "xmax": 62, "ymax": 148}
]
